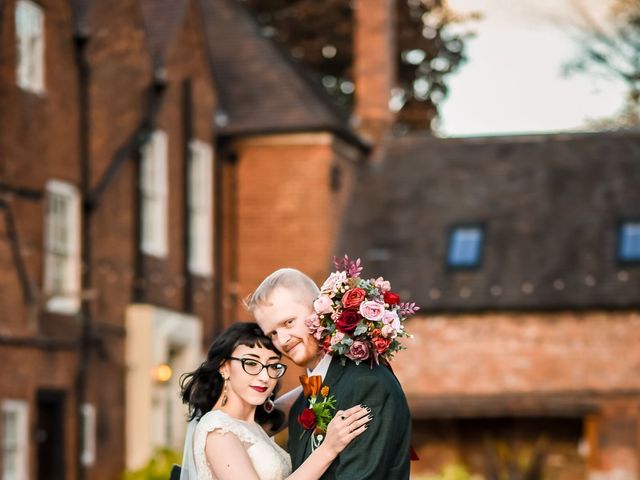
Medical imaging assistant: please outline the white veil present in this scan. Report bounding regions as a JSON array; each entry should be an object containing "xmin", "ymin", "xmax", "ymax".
[{"xmin": 179, "ymin": 418, "xmax": 199, "ymax": 480}]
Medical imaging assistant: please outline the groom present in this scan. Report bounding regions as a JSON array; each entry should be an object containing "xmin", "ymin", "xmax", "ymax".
[{"xmin": 248, "ymin": 268, "xmax": 412, "ymax": 479}]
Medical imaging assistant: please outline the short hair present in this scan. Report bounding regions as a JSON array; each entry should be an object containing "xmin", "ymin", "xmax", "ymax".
[{"xmin": 245, "ymin": 268, "xmax": 320, "ymax": 312}]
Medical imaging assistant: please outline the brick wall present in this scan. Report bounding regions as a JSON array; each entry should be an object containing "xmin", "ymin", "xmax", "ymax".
[
  {"xmin": 396, "ymin": 311, "xmax": 640, "ymax": 479},
  {"xmin": 228, "ymin": 133, "xmax": 358, "ymax": 324}
]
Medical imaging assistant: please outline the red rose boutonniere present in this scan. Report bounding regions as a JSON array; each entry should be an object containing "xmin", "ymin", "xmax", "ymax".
[{"xmin": 297, "ymin": 375, "xmax": 336, "ymax": 438}]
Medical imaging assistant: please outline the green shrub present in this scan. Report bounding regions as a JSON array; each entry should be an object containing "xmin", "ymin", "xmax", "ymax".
[
  {"xmin": 122, "ymin": 448, "xmax": 181, "ymax": 480},
  {"xmin": 414, "ymin": 463, "xmax": 482, "ymax": 480}
]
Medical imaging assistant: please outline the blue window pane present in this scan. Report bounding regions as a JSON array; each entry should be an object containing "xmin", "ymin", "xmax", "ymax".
[
  {"xmin": 620, "ymin": 222, "xmax": 640, "ymax": 261},
  {"xmin": 448, "ymin": 227, "xmax": 483, "ymax": 267}
]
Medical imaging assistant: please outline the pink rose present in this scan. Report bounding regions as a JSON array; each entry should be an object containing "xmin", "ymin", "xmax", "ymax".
[
  {"xmin": 313, "ymin": 295, "xmax": 334, "ymax": 315},
  {"xmin": 331, "ymin": 331, "xmax": 345, "ymax": 345},
  {"xmin": 373, "ymin": 277, "xmax": 391, "ymax": 292},
  {"xmin": 320, "ymin": 271, "xmax": 347, "ymax": 293},
  {"xmin": 346, "ymin": 341, "xmax": 369, "ymax": 361},
  {"xmin": 359, "ymin": 301, "xmax": 385, "ymax": 322},
  {"xmin": 304, "ymin": 314, "xmax": 326, "ymax": 340},
  {"xmin": 381, "ymin": 324, "xmax": 398, "ymax": 338},
  {"xmin": 305, "ymin": 313, "xmax": 320, "ymax": 330},
  {"xmin": 382, "ymin": 310, "xmax": 401, "ymax": 330}
]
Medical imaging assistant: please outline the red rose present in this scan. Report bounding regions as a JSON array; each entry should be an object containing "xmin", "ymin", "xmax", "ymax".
[
  {"xmin": 298, "ymin": 408, "xmax": 317, "ymax": 431},
  {"xmin": 384, "ymin": 292, "xmax": 400, "ymax": 305},
  {"xmin": 342, "ymin": 288, "xmax": 366, "ymax": 309},
  {"xmin": 372, "ymin": 337, "xmax": 391, "ymax": 354},
  {"xmin": 335, "ymin": 309, "xmax": 361, "ymax": 333}
]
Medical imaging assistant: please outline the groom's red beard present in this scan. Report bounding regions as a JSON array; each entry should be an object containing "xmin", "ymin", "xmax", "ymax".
[{"xmin": 284, "ymin": 339, "xmax": 321, "ymax": 369}]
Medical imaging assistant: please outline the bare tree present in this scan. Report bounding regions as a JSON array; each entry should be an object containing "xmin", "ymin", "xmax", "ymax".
[{"xmin": 565, "ymin": 0, "xmax": 640, "ymax": 127}]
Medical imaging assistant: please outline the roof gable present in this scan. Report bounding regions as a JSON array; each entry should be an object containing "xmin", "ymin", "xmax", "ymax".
[{"xmin": 198, "ymin": 0, "xmax": 362, "ymax": 145}]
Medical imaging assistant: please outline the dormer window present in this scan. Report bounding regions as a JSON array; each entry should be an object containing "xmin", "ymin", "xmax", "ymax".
[
  {"xmin": 618, "ymin": 220, "xmax": 640, "ymax": 263},
  {"xmin": 447, "ymin": 225, "xmax": 484, "ymax": 269}
]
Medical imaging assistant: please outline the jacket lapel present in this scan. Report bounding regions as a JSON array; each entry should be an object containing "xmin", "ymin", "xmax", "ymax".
[
  {"xmin": 323, "ymin": 357, "xmax": 347, "ymax": 391},
  {"xmin": 290, "ymin": 391, "xmax": 311, "ymax": 469}
]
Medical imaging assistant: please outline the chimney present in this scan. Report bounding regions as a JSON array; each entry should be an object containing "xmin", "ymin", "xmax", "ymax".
[{"xmin": 353, "ymin": 0, "xmax": 396, "ymax": 146}]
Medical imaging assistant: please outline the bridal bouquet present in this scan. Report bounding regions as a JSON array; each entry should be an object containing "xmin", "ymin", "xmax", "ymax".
[{"xmin": 306, "ymin": 255, "xmax": 418, "ymax": 365}]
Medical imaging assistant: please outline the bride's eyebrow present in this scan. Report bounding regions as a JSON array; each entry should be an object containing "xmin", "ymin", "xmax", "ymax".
[{"xmin": 242, "ymin": 353, "xmax": 261, "ymax": 359}]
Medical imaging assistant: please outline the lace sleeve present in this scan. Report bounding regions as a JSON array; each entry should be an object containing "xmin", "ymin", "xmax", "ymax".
[
  {"xmin": 193, "ymin": 411, "xmax": 261, "ymax": 480},
  {"xmin": 196, "ymin": 411, "xmax": 259, "ymax": 446}
]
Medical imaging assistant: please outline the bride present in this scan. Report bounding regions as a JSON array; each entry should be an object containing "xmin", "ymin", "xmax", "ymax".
[{"xmin": 179, "ymin": 322, "xmax": 371, "ymax": 480}]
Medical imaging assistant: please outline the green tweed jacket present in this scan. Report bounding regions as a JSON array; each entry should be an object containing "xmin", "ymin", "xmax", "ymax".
[{"xmin": 288, "ymin": 357, "xmax": 411, "ymax": 479}]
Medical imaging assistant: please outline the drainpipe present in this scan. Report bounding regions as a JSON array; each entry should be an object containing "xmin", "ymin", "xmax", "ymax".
[
  {"xmin": 181, "ymin": 79, "xmax": 193, "ymax": 313},
  {"xmin": 213, "ymin": 137, "xmax": 237, "ymax": 335},
  {"xmin": 73, "ymin": 28, "xmax": 91, "ymax": 480}
]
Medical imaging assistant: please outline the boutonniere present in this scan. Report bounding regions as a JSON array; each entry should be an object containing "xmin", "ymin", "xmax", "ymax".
[{"xmin": 297, "ymin": 375, "xmax": 336, "ymax": 441}]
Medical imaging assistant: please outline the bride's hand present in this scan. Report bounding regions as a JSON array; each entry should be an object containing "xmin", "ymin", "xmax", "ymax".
[{"xmin": 322, "ymin": 405, "xmax": 372, "ymax": 457}]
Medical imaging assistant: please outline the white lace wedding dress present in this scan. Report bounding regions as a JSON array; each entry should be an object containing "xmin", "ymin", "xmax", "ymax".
[{"xmin": 192, "ymin": 410, "xmax": 292, "ymax": 480}]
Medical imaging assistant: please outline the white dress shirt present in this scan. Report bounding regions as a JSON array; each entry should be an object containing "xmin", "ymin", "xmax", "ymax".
[{"xmin": 306, "ymin": 353, "xmax": 332, "ymax": 381}]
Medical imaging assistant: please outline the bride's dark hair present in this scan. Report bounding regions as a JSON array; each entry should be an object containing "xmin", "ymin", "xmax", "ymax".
[{"xmin": 180, "ymin": 322, "xmax": 284, "ymax": 430}]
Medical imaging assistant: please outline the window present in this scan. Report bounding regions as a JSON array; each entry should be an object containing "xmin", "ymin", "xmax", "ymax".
[
  {"xmin": 44, "ymin": 180, "xmax": 81, "ymax": 313},
  {"xmin": 447, "ymin": 225, "xmax": 484, "ymax": 269},
  {"xmin": 15, "ymin": 0, "xmax": 45, "ymax": 93},
  {"xmin": 619, "ymin": 220, "xmax": 640, "ymax": 263},
  {"xmin": 2, "ymin": 400, "xmax": 28, "ymax": 480},
  {"xmin": 188, "ymin": 140, "xmax": 213, "ymax": 276},
  {"xmin": 140, "ymin": 130, "xmax": 168, "ymax": 257},
  {"xmin": 80, "ymin": 404, "xmax": 96, "ymax": 467}
]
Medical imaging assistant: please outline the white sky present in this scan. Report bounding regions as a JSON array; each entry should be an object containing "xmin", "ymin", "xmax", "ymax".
[{"xmin": 437, "ymin": 0, "xmax": 628, "ymax": 136}]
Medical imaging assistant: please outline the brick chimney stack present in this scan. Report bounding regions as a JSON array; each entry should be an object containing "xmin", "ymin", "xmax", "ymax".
[{"xmin": 353, "ymin": 0, "xmax": 396, "ymax": 146}]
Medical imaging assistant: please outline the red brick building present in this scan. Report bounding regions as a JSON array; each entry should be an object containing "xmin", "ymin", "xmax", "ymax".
[
  {"xmin": 2, "ymin": 0, "xmax": 639, "ymax": 479},
  {"xmin": 1, "ymin": 0, "xmax": 215, "ymax": 478}
]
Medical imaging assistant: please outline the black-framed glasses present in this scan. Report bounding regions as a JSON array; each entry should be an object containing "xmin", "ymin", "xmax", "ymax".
[{"xmin": 228, "ymin": 357, "xmax": 287, "ymax": 379}]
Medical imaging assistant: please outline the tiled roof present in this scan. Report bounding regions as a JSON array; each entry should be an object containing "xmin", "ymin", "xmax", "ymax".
[
  {"xmin": 339, "ymin": 130, "xmax": 640, "ymax": 311},
  {"xmin": 198, "ymin": 0, "xmax": 365, "ymax": 147}
]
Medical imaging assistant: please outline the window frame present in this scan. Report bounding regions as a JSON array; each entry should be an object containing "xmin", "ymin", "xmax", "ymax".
[
  {"xmin": 140, "ymin": 130, "xmax": 169, "ymax": 258},
  {"xmin": 2, "ymin": 400, "xmax": 29, "ymax": 480},
  {"xmin": 80, "ymin": 404, "xmax": 96, "ymax": 467},
  {"xmin": 44, "ymin": 180, "xmax": 81, "ymax": 314},
  {"xmin": 445, "ymin": 223, "xmax": 486, "ymax": 271},
  {"xmin": 187, "ymin": 139, "xmax": 213, "ymax": 276},
  {"xmin": 617, "ymin": 218, "xmax": 640, "ymax": 265},
  {"xmin": 15, "ymin": 0, "xmax": 45, "ymax": 94}
]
